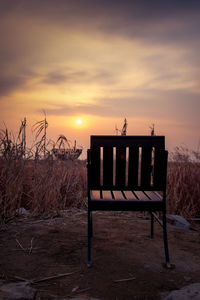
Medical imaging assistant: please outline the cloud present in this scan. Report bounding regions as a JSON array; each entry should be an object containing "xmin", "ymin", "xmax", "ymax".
[
  {"xmin": 0, "ymin": 75, "xmax": 26, "ymax": 96},
  {"xmin": 41, "ymin": 69, "xmax": 117, "ymax": 86},
  {"xmin": 41, "ymin": 88, "xmax": 200, "ymax": 128},
  {"xmin": 2, "ymin": 0, "xmax": 200, "ymax": 21},
  {"xmin": 42, "ymin": 72, "xmax": 72, "ymax": 85},
  {"xmin": 2, "ymin": 0, "xmax": 200, "ymax": 42},
  {"xmin": 0, "ymin": 0, "xmax": 200, "ymax": 146},
  {"xmin": 42, "ymin": 102, "xmax": 111, "ymax": 117},
  {"xmin": 1, "ymin": 0, "xmax": 200, "ymax": 82}
]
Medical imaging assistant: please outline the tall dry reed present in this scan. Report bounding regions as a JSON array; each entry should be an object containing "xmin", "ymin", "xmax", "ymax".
[
  {"xmin": 167, "ymin": 146, "xmax": 200, "ymax": 218},
  {"xmin": 0, "ymin": 119, "xmax": 87, "ymax": 222},
  {"xmin": 0, "ymin": 157, "xmax": 87, "ymax": 221},
  {"xmin": 1, "ymin": 119, "xmax": 200, "ymax": 221}
]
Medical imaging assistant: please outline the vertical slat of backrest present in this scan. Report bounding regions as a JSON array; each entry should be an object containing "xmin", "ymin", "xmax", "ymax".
[
  {"xmin": 128, "ymin": 147, "xmax": 139, "ymax": 186},
  {"xmin": 116, "ymin": 147, "xmax": 126, "ymax": 186},
  {"xmin": 141, "ymin": 147, "xmax": 152, "ymax": 187},
  {"xmin": 90, "ymin": 147, "xmax": 100, "ymax": 188},
  {"xmin": 103, "ymin": 147, "xmax": 113, "ymax": 186},
  {"xmin": 90, "ymin": 135, "xmax": 165, "ymax": 189},
  {"xmin": 153, "ymin": 149, "xmax": 168, "ymax": 190}
]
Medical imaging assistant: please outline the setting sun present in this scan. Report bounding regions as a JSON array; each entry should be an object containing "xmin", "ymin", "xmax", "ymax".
[{"xmin": 76, "ymin": 119, "xmax": 83, "ymax": 125}]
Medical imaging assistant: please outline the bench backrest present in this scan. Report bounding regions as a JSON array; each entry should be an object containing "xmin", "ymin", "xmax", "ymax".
[{"xmin": 88, "ymin": 135, "xmax": 168, "ymax": 191}]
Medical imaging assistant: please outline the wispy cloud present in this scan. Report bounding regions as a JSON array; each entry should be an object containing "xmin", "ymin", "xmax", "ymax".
[
  {"xmin": 0, "ymin": 74, "xmax": 30, "ymax": 96},
  {"xmin": 41, "ymin": 89, "xmax": 200, "ymax": 130},
  {"xmin": 41, "ymin": 69, "xmax": 116, "ymax": 86},
  {"xmin": 0, "ymin": 0, "xmax": 199, "ymax": 150}
]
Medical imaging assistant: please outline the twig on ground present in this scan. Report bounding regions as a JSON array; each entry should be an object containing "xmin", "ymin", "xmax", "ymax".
[
  {"xmin": 12, "ymin": 247, "xmax": 41, "ymax": 251},
  {"xmin": 75, "ymin": 287, "xmax": 91, "ymax": 293},
  {"xmin": 15, "ymin": 239, "xmax": 26, "ymax": 252},
  {"xmin": 13, "ymin": 275, "xmax": 32, "ymax": 283},
  {"xmin": 114, "ymin": 277, "xmax": 136, "ymax": 283},
  {"xmin": 13, "ymin": 271, "xmax": 77, "ymax": 285},
  {"xmin": 66, "ymin": 287, "xmax": 91, "ymax": 298},
  {"xmin": 29, "ymin": 237, "xmax": 34, "ymax": 254},
  {"xmin": 15, "ymin": 238, "xmax": 36, "ymax": 254},
  {"xmin": 152, "ymin": 212, "xmax": 163, "ymax": 227},
  {"xmin": 32, "ymin": 271, "xmax": 77, "ymax": 284}
]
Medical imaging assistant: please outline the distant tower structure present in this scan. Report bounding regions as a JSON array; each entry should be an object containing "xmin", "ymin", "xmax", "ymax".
[
  {"xmin": 121, "ymin": 118, "xmax": 128, "ymax": 136},
  {"xmin": 150, "ymin": 124, "xmax": 155, "ymax": 136}
]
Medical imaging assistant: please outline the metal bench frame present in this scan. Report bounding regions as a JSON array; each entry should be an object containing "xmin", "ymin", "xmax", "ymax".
[{"xmin": 87, "ymin": 135, "xmax": 170, "ymax": 267}]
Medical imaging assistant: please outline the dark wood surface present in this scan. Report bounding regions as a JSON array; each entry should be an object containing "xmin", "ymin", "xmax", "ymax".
[
  {"xmin": 90, "ymin": 190, "xmax": 162, "ymax": 201},
  {"xmin": 128, "ymin": 147, "xmax": 139, "ymax": 186},
  {"xmin": 89, "ymin": 136, "xmax": 167, "ymax": 191},
  {"xmin": 91, "ymin": 135, "xmax": 165, "ymax": 148},
  {"xmin": 88, "ymin": 135, "xmax": 170, "ymax": 267},
  {"xmin": 90, "ymin": 147, "xmax": 100, "ymax": 187},
  {"xmin": 141, "ymin": 147, "xmax": 152, "ymax": 186},
  {"xmin": 103, "ymin": 147, "xmax": 113, "ymax": 186},
  {"xmin": 89, "ymin": 189, "xmax": 164, "ymax": 211},
  {"xmin": 153, "ymin": 148, "xmax": 168, "ymax": 189},
  {"xmin": 116, "ymin": 147, "xmax": 126, "ymax": 186}
]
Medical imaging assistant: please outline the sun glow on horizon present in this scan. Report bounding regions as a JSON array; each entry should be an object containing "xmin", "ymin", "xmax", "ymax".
[
  {"xmin": 66, "ymin": 116, "xmax": 88, "ymax": 129},
  {"xmin": 76, "ymin": 119, "xmax": 83, "ymax": 125}
]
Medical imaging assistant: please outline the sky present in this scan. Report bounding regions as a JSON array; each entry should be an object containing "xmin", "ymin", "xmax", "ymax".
[{"xmin": 0, "ymin": 0, "xmax": 200, "ymax": 158}]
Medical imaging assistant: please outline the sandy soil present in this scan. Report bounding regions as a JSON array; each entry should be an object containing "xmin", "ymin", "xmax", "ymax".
[{"xmin": 0, "ymin": 210, "xmax": 200, "ymax": 300}]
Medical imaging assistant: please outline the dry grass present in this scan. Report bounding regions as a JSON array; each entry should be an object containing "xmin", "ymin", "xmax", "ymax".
[
  {"xmin": 0, "ymin": 158, "xmax": 87, "ymax": 221},
  {"xmin": 167, "ymin": 147, "xmax": 200, "ymax": 218},
  {"xmin": 167, "ymin": 161, "xmax": 200, "ymax": 218},
  {"xmin": 0, "ymin": 120, "xmax": 87, "ymax": 222},
  {"xmin": 0, "ymin": 120, "xmax": 200, "ymax": 221}
]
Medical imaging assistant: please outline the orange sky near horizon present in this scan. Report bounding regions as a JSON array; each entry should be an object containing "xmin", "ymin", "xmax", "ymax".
[{"xmin": 0, "ymin": 0, "xmax": 200, "ymax": 158}]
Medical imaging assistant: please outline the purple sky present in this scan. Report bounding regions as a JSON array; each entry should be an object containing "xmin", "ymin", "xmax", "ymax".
[{"xmin": 0, "ymin": 0, "xmax": 200, "ymax": 156}]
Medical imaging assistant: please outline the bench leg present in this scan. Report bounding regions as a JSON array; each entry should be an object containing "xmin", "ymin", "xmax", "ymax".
[
  {"xmin": 88, "ymin": 210, "xmax": 92, "ymax": 267},
  {"xmin": 90, "ymin": 212, "xmax": 93, "ymax": 237},
  {"xmin": 162, "ymin": 210, "xmax": 171, "ymax": 268},
  {"xmin": 150, "ymin": 213, "xmax": 154, "ymax": 238}
]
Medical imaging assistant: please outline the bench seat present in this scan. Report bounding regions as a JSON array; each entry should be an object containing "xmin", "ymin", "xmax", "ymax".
[
  {"xmin": 91, "ymin": 190, "xmax": 162, "ymax": 201},
  {"xmin": 87, "ymin": 135, "xmax": 170, "ymax": 268},
  {"xmin": 89, "ymin": 190, "xmax": 163, "ymax": 210}
]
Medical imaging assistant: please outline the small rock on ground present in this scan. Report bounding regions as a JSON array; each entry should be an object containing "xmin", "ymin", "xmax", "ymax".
[
  {"xmin": 166, "ymin": 214, "xmax": 190, "ymax": 229},
  {"xmin": 163, "ymin": 283, "xmax": 200, "ymax": 300},
  {"xmin": 0, "ymin": 281, "xmax": 36, "ymax": 300}
]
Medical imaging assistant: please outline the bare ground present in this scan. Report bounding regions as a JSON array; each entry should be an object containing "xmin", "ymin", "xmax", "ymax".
[{"xmin": 0, "ymin": 210, "xmax": 200, "ymax": 300}]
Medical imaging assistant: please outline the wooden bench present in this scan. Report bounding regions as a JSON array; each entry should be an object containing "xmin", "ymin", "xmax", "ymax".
[{"xmin": 87, "ymin": 135, "xmax": 170, "ymax": 267}]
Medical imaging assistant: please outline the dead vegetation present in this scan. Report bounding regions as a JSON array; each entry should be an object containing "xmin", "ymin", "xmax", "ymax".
[
  {"xmin": 167, "ymin": 146, "xmax": 200, "ymax": 218},
  {"xmin": 0, "ymin": 118, "xmax": 87, "ymax": 222},
  {"xmin": 0, "ymin": 119, "xmax": 200, "ymax": 222},
  {"xmin": 0, "ymin": 157, "xmax": 87, "ymax": 221}
]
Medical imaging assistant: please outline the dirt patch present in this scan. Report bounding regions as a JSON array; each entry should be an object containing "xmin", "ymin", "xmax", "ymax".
[{"xmin": 0, "ymin": 210, "xmax": 200, "ymax": 299}]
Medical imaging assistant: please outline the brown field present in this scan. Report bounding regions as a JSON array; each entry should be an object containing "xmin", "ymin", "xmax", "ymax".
[
  {"xmin": 0, "ymin": 210, "xmax": 200, "ymax": 299},
  {"xmin": 1, "ymin": 120, "xmax": 199, "ymax": 221},
  {"xmin": 0, "ymin": 147, "xmax": 200, "ymax": 221},
  {"xmin": 167, "ymin": 160, "xmax": 200, "ymax": 218},
  {"xmin": 0, "ymin": 158, "xmax": 87, "ymax": 221},
  {"xmin": 1, "ymin": 126, "xmax": 200, "ymax": 299},
  {"xmin": 0, "ymin": 155, "xmax": 200, "ymax": 221}
]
